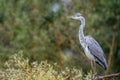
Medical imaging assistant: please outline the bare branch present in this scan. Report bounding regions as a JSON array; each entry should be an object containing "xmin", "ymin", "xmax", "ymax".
[
  {"xmin": 94, "ymin": 73, "xmax": 120, "ymax": 80},
  {"xmin": 105, "ymin": 35, "xmax": 115, "ymax": 75}
]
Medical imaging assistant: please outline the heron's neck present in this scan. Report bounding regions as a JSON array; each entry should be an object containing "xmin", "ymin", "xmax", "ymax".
[{"xmin": 79, "ymin": 17, "xmax": 85, "ymax": 43}]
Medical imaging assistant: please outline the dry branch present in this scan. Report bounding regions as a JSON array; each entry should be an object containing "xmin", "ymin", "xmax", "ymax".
[
  {"xmin": 94, "ymin": 73, "xmax": 120, "ymax": 80},
  {"xmin": 105, "ymin": 35, "xmax": 115, "ymax": 75}
]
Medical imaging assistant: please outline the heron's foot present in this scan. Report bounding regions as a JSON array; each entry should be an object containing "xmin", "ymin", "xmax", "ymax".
[{"xmin": 92, "ymin": 72, "xmax": 97, "ymax": 80}]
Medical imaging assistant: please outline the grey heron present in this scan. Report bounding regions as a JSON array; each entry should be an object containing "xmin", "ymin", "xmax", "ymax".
[{"xmin": 69, "ymin": 13, "xmax": 108, "ymax": 71}]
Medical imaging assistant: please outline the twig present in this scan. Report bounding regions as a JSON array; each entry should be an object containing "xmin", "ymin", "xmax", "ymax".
[
  {"xmin": 94, "ymin": 73, "xmax": 120, "ymax": 80},
  {"xmin": 104, "ymin": 34, "xmax": 115, "ymax": 80},
  {"xmin": 105, "ymin": 35, "xmax": 115, "ymax": 75}
]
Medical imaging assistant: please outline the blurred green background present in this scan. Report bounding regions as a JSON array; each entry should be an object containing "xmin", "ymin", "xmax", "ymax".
[{"xmin": 0, "ymin": 0, "xmax": 120, "ymax": 75}]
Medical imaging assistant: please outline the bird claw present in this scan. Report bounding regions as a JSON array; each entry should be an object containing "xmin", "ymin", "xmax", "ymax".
[{"xmin": 92, "ymin": 72, "xmax": 97, "ymax": 80}]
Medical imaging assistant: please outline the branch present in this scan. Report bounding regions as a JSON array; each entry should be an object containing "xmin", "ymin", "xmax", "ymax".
[
  {"xmin": 105, "ymin": 35, "xmax": 115, "ymax": 75},
  {"xmin": 94, "ymin": 73, "xmax": 120, "ymax": 80}
]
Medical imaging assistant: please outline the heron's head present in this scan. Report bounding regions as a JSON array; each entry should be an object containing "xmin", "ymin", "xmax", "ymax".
[{"xmin": 70, "ymin": 13, "xmax": 83, "ymax": 20}]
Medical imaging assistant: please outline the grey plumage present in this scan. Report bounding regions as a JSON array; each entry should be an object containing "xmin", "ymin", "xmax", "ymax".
[
  {"xmin": 85, "ymin": 36, "xmax": 107, "ymax": 70},
  {"xmin": 70, "ymin": 13, "xmax": 108, "ymax": 70}
]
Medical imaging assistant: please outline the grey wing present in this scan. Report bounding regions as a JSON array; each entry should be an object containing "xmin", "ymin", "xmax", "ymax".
[{"xmin": 85, "ymin": 36, "xmax": 107, "ymax": 70}]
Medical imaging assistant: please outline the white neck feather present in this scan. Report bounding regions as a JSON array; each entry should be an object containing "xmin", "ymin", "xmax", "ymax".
[{"xmin": 79, "ymin": 16, "xmax": 86, "ymax": 47}]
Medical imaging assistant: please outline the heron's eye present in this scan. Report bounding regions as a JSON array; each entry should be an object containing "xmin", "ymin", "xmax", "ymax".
[{"xmin": 77, "ymin": 15, "xmax": 81, "ymax": 17}]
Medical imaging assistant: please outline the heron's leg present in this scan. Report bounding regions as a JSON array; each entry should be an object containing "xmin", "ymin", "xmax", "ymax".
[
  {"xmin": 90, "ymin": 60, "xmax": 94, "ymax": 73},
  {"xmin": 93, "ymin": 61, "xmax": 95, "ymax": 73},
  {"xmin": 91, "ymin": 60, "xmax": 94, "ymax": 79},
  {"xmin": 93, "ymin": 61, "xmax": 97, "ymax": 79},
  {"xmin": 91, "ymin": 60, "xmax": 97, "ymax": 80}
]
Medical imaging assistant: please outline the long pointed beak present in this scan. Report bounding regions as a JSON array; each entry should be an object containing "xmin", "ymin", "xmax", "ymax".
[{"xmin": 67, "ymin": 16, "xmax": 73, "ymax": 19}]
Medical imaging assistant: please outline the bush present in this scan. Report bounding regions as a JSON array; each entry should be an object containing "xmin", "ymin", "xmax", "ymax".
[{"xmin": 0, "ymin": 51, "xmax": 93, "ymax": 80}]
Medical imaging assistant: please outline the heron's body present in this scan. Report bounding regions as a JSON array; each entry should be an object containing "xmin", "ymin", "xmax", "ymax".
[
  {"xmin": 70, "ymin": 13, "xmax": 108, "ymax": 70},
  {"xmin": 83, "ymin": 40, "xmax": 95, "ymax": 61}
]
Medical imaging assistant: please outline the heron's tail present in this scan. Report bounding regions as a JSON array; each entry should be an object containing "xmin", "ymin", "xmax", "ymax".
[{"xmin": 95, "ymin": 58, "xmax": 108, "ymax": 70}]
